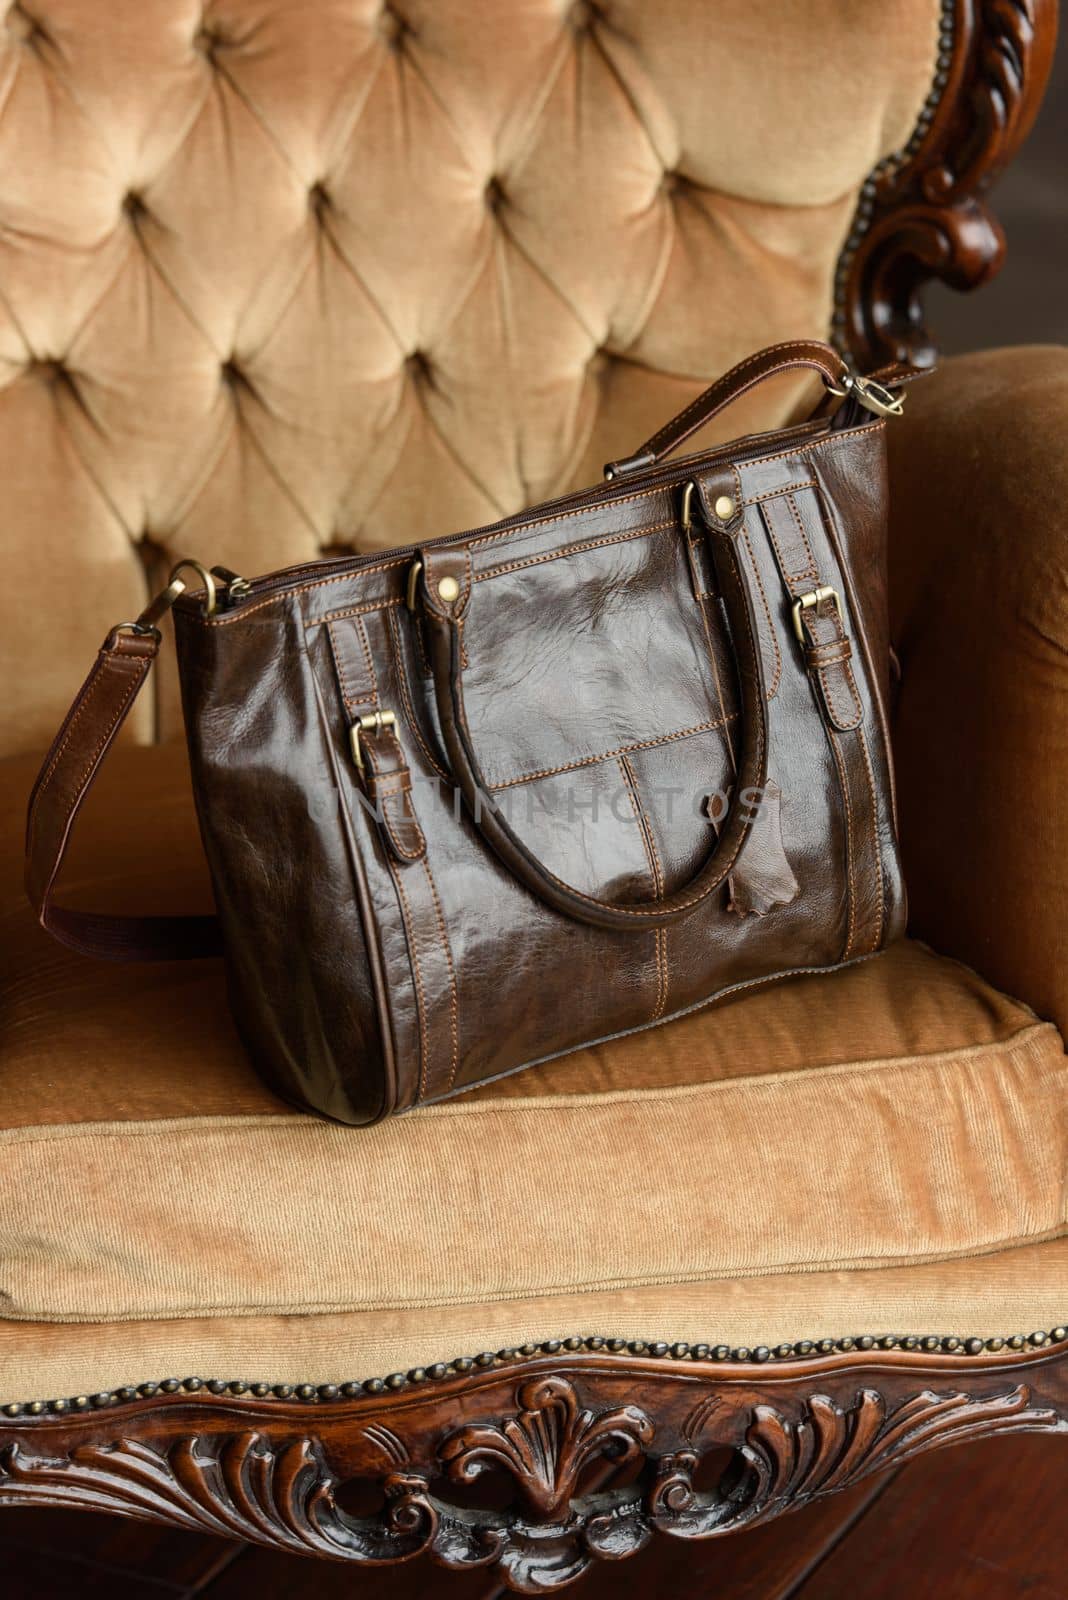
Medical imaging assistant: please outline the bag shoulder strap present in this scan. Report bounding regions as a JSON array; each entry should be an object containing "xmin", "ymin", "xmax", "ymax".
[{"xmin": 25, "ymin": 625, "xmax": 222, "ymax": 962}]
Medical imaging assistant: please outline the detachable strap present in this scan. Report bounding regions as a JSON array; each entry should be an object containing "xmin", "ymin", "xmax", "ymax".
[{"xmin": 24, "ymin": 627, "xmax": 223, "ymax": 962}]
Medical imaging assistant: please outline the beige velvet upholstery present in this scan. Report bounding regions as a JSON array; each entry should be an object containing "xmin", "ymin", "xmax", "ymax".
[
  {"xmin": 4, "ymin": 1241, "xmax": 1068, "ymax": 1407},
  {"xmin": 0, "ymin": 0, "xmax": 942, "ymax": 754}
]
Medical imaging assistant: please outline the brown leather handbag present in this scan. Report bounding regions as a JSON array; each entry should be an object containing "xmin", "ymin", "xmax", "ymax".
[{"xmin": 27, "ymin": 341, "xmax": 913, "ymax": 1124}]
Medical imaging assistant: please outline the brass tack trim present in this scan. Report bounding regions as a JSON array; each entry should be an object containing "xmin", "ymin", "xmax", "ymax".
[{"xmin": 3, "ymin": 1324, "xmax": 1066, "ymax": 1416}]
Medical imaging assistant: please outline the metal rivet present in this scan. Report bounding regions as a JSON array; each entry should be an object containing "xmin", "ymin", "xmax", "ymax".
[
  {"xmin": 438, "ymin": 575, "xmax": 460, "ymax": 603},
  {"xmin": 713, "ymin": 494, "xmax": 735, "ymax": 519}
]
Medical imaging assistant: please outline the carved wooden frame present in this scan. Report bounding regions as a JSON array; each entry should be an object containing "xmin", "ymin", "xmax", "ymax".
[
  {"xmin": 835, "ymin": 0, "xmax": 1057, "ymax": 368},
  {"xmin": 2, "ymin": 1338, "xmax": 1067, "ymax": 1591},
  {"xmin": 2, "ymin": 0, "xmax": 1063, "ymax": 1588}
]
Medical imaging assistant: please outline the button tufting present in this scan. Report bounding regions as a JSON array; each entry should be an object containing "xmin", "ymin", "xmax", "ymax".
[
  {"xmin": 660, "ymin": 169, "xmax": 685, "ymax": 198},
  {"xmin": 220, "ymin": 358, "xmax": 252, "ymax": 395},
  {"xmin": 6, "ymin": 1, "xmax": 47, "ymax": 47},
  {"xmin": 405, "ymin": 350, "xmax": 432, "ymax": 386},
  {"xmin": 26, "ymin": 356, "xmax": 67, "ymax": 384},
  {"xmin": 308, "ymin": 181, "xmax": 332, "ymax": 219},
  {"xmin": 568, "ymin": 0, "xmax": 606, "ymax": 34},
  {"xmin": 377, "ymin": 3, "xmax": 412, "ymax": 50},
  {"xmin": 484, "ymin": 176, "xmax": 507, "ymax": 215},
  {"xmin": 122, "ymin": 191, "xmax": 149, "ymax": 226},
  {"xmin": 193, "ymin": 21, "xmax": 229, "ymax": 58}
]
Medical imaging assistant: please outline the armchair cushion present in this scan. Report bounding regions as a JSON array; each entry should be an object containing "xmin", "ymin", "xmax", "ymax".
[{"xmin": 2, "ymin": 745, "xmax": 1064, "ymax": 1340}]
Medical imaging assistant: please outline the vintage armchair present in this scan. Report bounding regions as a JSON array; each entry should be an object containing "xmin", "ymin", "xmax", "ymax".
[{"xmin": 1, "ymin": 0, "xmax": 1065, "ymax": 1591}]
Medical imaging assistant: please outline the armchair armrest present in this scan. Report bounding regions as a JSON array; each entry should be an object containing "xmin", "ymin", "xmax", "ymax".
[{"xmin": 887, "ymin": 346, "xmax": 1068, "ymax": 1033}]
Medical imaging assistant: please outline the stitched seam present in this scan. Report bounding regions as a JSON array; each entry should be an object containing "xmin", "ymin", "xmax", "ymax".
[
  {"xmin": 784, "ymin": 492, "xmax": 819, "ymax": 581},
  {"xmin": 27, "ymin": 655, "xmax": 146, "ymax": 856},
  {"xmin": 748, "ymin": 479, "xmax": 817, "ymax": 504},
  {"xmin": 618, "ymin": 755, "xmax": 669, "ymax": 1020},
  {"xmin": 492, "ymin": 713, "xmax": 738, "ymax": 792},
  {"xmin": 828, "ymin": 728, "xmax": 858, "ymax": 961},
  {"xmin": 353, "ymin": 615, "xmax": 378, "ymax": 703},
  {"xmin": 488, "ymin": 536, "xmax": 762, "ymax": 918},
  {"xmin": 392, "ymin": 867, "xmax": 430, "ymax": 1102},
  {"xmin": 819, "ymin": 664, "xmax": 862, "ymax": 728},
  {"xmin": 200, "ymin": 429, "xmax": 886, "ymax": 626},
  {"xmin": 327, "ymin": 615, "xmax": 378, "ymax": 711},
  {"xmin": 421, "ymin": 857, "xmax": 460, "ymax": 1095},
  {"xmin": 763, "ymin": 498, "xmax": 816, "ymax": 590},
  {"xmin": 9, "ymin": 1020, "xmax": 1052, "ymax": 1145},
  {"xmin": 365, "ymin": 742, "xmax": 426, "ymax": 861},
  {"xmin": 318, "ymin": 596, "xmax": 406, "ymax": 626},
  {"xmin": 741, "ymin": 527, "xmax": 782, "ymax": 697},
  {"xmin": 817, "ymin": 624, "xmax": 863, "ymax": 727},
  {"xmin": 476, "ymin": 519, "xmax": 676, "ymax": 581},
  {"xmin": 855, "ymin": 724, "xmax": 887, "ymax": 954},
  {"xmin": 382, "ymin": 799, "xmax": 425, "ymax": 861},
  {"xmin": 386, "ymin": 607, "xmax": 450, "ymax": 783}
]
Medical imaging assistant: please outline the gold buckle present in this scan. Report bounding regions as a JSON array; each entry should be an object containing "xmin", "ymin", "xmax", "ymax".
[
  {"xmin": 350, "ymin": 709, "xmax": 397, "ymax": 771},
  {"xmin": 792, "ymin": 585, "xmax": 841, "ymax": 644}
]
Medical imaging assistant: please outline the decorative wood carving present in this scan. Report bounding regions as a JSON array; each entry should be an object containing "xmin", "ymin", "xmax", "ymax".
[
  {"xmin": 836, "ymin": 0, "xmax": 1058, "ymax": 368},
  {"xmin": 3, "ymin": 1343, "xmax": 1066, "ymax": 1592}
]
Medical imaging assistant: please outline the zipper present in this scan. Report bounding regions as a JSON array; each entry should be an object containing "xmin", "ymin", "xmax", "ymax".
[{"xmin": 208, "ymin": 417, "xmax": 833, "ymax": 612}]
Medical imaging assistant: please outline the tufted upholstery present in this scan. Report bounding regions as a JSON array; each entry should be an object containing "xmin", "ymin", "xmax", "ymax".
[{"xmin": 0, "ymin": 0, "xmax": 940, "ymax": 753}]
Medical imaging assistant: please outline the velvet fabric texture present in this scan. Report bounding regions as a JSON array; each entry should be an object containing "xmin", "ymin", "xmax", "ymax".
[
  {"xmin": 2, "ymin": 1242, "xmax": 1067, "ymax": 1406},
  {"xmin": 1, "ymin": 745, "xmax": 1065, "ymax": 1331},
  {"xmin": 0, "ymin": 0, "xmax": 942, "ymax": 753},
  {"xmin": 889, "ymin": 346, "xmax": 1068, "ymax": 1040}
]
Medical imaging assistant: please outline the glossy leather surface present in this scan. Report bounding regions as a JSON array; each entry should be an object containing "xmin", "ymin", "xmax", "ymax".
[{"xmin": 163, "ymin": 351, "xmax": 906, "ymax": 1122}]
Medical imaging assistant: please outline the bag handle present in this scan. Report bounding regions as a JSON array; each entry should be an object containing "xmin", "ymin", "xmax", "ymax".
[
  {"xmin": 416, "ymin": 501, "xmax": 769, "ymax": 933},
  {"xmin": 25, "ymin": 622, "xmax": 223, "ymax": 963},
  {"xmin": 602, "ymin": 339, "xmax": 905, "ymax": 479}
]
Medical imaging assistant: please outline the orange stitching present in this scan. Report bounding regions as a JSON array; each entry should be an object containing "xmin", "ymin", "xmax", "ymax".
[
  {"xmin": 483, "ymin": 536, "xmax": 763, "ymax": 919},
  {"xmin": 354, "ymin": 615, "xmax": 378, "ymax": 703},
  {"xmin": 741, "ymin": 528, "xmax": 782, "ymax": 698},
  {"xmin": 327, "ymin": 615, "xmax": 378, "ymax": 711},
  {"xmin": 199, "ymin": 427, "xmax": 886, "ymax": 626},
  {"xmin": 855, "ymin": 724, "xmax": 886, "ymax": 953},
  {"xmin": 761, "ymin": 498, "xmax": 816, "ymax": 589},
  {"xmin": 747, "ymin": 479, "xmax": 817, "ymax": 503},
  {"xmin": 491, "ymin": 712, "xmax": 738, "ymax": 792},
  {"xmin": 476, "ymin": 519, "xmax": 676, "ymax": 582},
  {"xmin": 828, "ymin": 728, "xmax": 858, "ymax": 961},
  {"xmin": 421, "ymin": 858, "xmax": 460, "ymax": 1095},
  {"xmin": 785, "ymin": 492, "xmax": 819, "ymax": 580},
  {"xmin": 391, "ymin": 867, "xmax": 430, "ymax": 1102},
  {"xmin": 618, "ymin": 754, "xmax": 669, "ymax": 1020},
  {"xmin": 386, "ymin": 607, "xmax": 450, "ymax": 782},
  {"xmin": 318, "ymin": 596, "xmax": 406, "ymax": 627}
]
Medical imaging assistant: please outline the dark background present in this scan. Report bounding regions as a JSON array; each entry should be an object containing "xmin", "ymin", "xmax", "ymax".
[{"xmin": 934, "ymin": 27, "xmax": 1066, "ymax": 353}]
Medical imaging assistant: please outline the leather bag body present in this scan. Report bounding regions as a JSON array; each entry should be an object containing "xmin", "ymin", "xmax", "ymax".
[{"xmin": 27, "ymin": 342, "xmax": 909, "ymax": 1124}]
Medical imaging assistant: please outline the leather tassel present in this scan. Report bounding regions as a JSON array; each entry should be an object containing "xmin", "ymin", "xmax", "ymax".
[{"xmin": 710, "ymin": 779, "xmax": 799, "ymax": 916}]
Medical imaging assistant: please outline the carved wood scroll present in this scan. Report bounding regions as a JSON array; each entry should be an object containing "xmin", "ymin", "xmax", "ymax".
[
  {"xmin": 835, "ymin": 0, "xmax": 1058, "ymax": 368},
  {"xmin": 3, "ymin": 1345, "xmax": 1066, "ymax": 1592}
]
